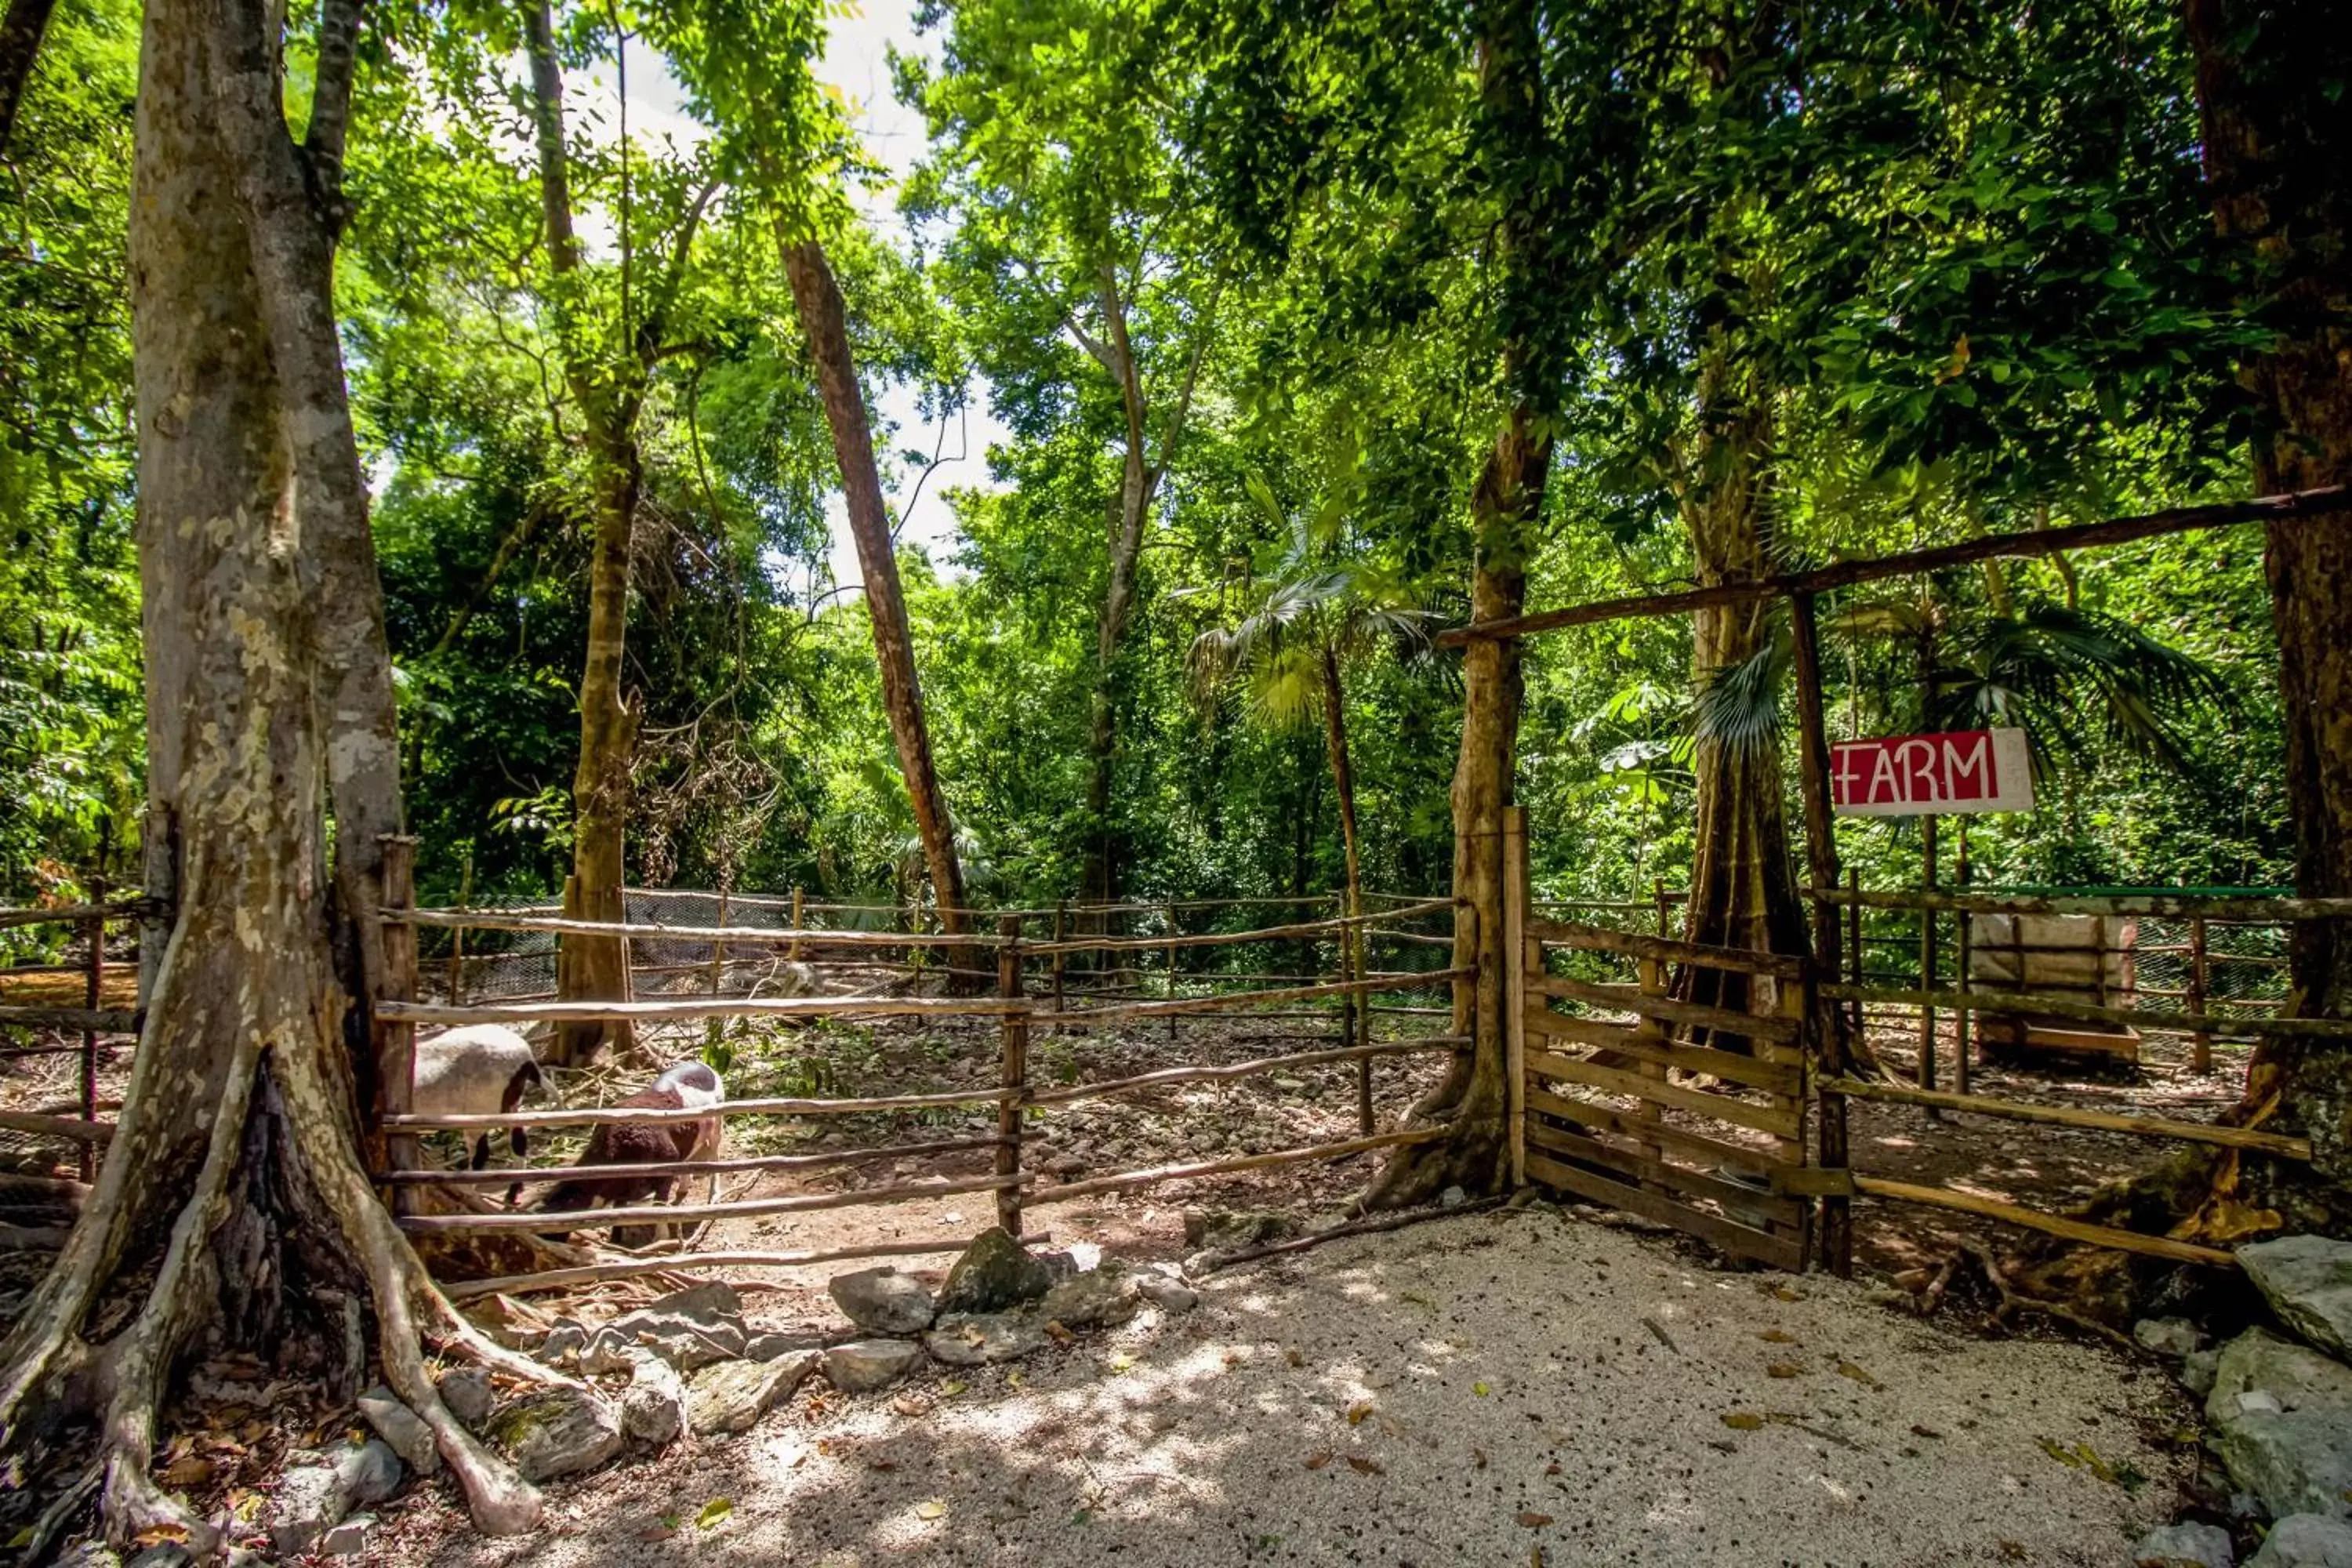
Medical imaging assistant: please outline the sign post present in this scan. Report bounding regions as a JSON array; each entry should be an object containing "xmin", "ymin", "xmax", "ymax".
[{"xmin": 1831, "ymin": 728, "xmax": 2034, "ymax": 817}]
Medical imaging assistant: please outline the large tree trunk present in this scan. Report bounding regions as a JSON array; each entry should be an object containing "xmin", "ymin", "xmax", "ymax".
[
  {"xmin": 1679, "ymin": 347, "xmax": 1808, "ymax": 1037},
  {"xmin": 2185, "ymin": 0, "xmax": 2352, "ymax": 1233},
  {"xmin": 1082, "ymin": 266, "xmax": 1152, "ymax": 907},
  {"xmin": 0, "ymin": 0, "xmax": 554, "ymax": 1548},
  {"xmin": 781, "ymin": 238, "xmax": 972, "ymax": 953},
  {"xmin": 523, "ymin": 0, "xmax": 637, "ymax": 1065}
]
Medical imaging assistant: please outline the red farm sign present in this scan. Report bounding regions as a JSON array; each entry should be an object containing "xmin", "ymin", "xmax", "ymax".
[{"xmin": 1831, "ymin": 728, "xmax": 2034, "ymax": 817}]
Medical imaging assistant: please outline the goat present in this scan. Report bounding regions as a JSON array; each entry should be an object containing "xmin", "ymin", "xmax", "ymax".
[
  {"xmin": 538, "ymin": 1061, "xmax": 725, "ymax": 1246},
  {"xmin": 412, "ymin": 1024, "xmax": 542, "ymax": 1172}
]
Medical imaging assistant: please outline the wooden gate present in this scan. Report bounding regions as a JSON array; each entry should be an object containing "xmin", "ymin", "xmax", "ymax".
[{"xmin": 1504, "ymin": 808, "xmax": 1830, "ymax": 1271}]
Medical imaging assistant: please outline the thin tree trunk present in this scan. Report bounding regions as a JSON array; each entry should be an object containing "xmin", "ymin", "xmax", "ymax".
[
  {"xmin": 522, "ymin": 0, "xmax": 637, "ymax": 1064},
  {"xmin": 0, "ymin": 0, "xmax": 56, "ymax": 155},
  {"xmin": 2186, "ymin": 0, "xmax": 2352, "ymax": 1232},
  {"xmin": 1083, "ymin": 264, "xmax": 1152, "ymax": 906},
  {"xmin": 1321, "ymin": 646, "xmax": 1363, "ymax": 912},
  {"xmin": 0, "ymin": 0, "xmax": 553, "ymax": 1545},
  {"xmin": 780, "ymin": 238, "xmax": 971, "ymax": 945}
]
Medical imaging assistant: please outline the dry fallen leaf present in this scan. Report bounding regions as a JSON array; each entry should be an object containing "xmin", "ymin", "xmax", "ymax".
[
  {"xmin": 1517, "ymin": 1512, "xmax": 1554, "ymax": 1528},
  {"xmin": 1766, "ymin": 1363, "xmax": 1802, "ymax": 1379},
  {"xmin": 159, "ymin": 1455, "xmax": 212, "ymax": 1490},
  {"xmin": 1345, "ymin": 1456, "xmax": 1384, "ymax": 1476},
  {"xmin": 695, "ymin": 1498, "xmax": 732, "ymax": 1531},
  {"xmin": 891, "ymin": 1394, "xmax": 928, "ymax": 1417},
  {"xmin": 1759, "ymin": 1329, "xmax": 1796, "ymax": 1344},
  {"xmin": 914, "ymin": 1499, "xmax": 948, "ymax": 1522},
  {"xmin": 1722, "ymin": 1413, "xmax": 1765, "ymax": 1431},
  {"xmin": 1346, "ymin": 1400, "xmax": 1374, "ymax": 1426},
  {"xmin": 1472, "ymin": 1446, "xmax": 1489, "ymax": 1470},
  {"xmin": 1305, "ymin": 1450, "xmax": 1334, "ymax": 1471},
  {"xmin": 1284, "ymin": 1348, "xmax": 1305, "ymax": 1369},
  {"xmin": 1910, "ymin": 1424, "xmax": 1942, "ymax": 1439},
  {"xmin": 1836, "ymin": 1362, "xmax": 1882, "ymax": 1390},
  {"xmin": 1773, "ymin": 1287, "xmax": 1802, "ymax": 1302},
  {"xmin": 1544, "ymin": 1461, "xmax": 1562, "ymax": 1475}
]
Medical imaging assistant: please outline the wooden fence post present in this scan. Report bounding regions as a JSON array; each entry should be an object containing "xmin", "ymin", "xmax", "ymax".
[
  {"xmin": 1654, "ymin": 877, "xmax": 1671, "ymax": 938},
  {"xmin": 710, "ymin": 888, "xmax": 730, "ymax": 997},
  {"xmin": 1846, "ymin": 868, "xmax": 1864, "ymax": 1040},
  {"xmin": 1166, "ymin": 901, "xmax": 1180, "ymax": 1043},
  {"xmin": 1051, "ymin": 899, "xmax": 1067, "ymax": 1032},
  {"xmin": 996, "ymin": 914, "xmax": 1028, "ymax": 1235},
  {"xmin": 1789, "ymin": 591, "xmax": 1853, "ymax": 1277},
  {"xmin": 377, "ymin": 835, "xmax": 422, "ymax": 1217},
  {"xmin": 136, "ymin": 804, "xmax": 175, "ymax": 1015},
  {"xmin": 79, "ymin": 872, "xmax": 104, "ymax": 1181},
  {"xmin": 445, "ymin": 852, "xmax": 472, "ymax": 1005},
  {"xmin": 1955, "ymin": 825, "xmax": 1972, "ymax": 1096},
  {"xmin": 1918, "ymin": 816, "xmax": 1939, "ymax": 1097},
  {"xmin": 2190, "ymin": 915, "xmax": 2212, "ymax": 1073},
  {"xmin": 1502, "ymin": 805, "xmax": 1530, "ymax": 1189}
]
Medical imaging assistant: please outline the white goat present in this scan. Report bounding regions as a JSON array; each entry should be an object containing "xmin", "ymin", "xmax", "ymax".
[{"xmin": 412, "ymin": 1024, "xmax": 543, "ymax": 1172}]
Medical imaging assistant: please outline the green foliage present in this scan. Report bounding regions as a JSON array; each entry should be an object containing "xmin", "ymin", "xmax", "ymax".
[{"xmin": 0, "ymin": 0, "xmax": 2311, "ymax": 938}]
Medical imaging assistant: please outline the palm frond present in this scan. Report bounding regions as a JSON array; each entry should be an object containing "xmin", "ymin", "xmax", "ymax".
[{"xmin": 1693, "ymin": 626, "xmax": 1793, "ymax": 760}]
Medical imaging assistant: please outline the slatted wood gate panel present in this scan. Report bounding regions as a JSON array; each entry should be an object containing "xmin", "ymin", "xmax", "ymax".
[{"xmin": 1504, "ymin": 811, "xmax": 1820, "ymax": 1272}]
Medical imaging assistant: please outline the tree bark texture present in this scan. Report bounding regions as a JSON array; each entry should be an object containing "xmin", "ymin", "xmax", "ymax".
[
  {"xmin": 0, "ymin": 0, "xmax": 55, "ymax": 155},
  {"xmin": 1678, "ymin": 344, "xmax": 1808, "ymax": 1038},
  {"xmin": 2186, "ymin": 0, "xmax": 2352, "ymax": 1234},
  {"xmin": 781, "ymin": 238, "xmax": 971, "ymax": 937},
  {"xmin": 524, "ymin": 0, "xmax": 638, "ymax": 1064},
  {"xmin": 0, "ymin": 0, "xmax": 552, "ymax": 1546}
]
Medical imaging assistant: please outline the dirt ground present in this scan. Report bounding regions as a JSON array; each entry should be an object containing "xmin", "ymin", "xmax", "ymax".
[{"xmin": 383, "ymin": 1204, "xmax": 2197, "ymax": 1568}]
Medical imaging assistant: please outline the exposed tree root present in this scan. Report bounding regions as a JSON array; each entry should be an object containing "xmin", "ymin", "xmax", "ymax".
[
  {"xmin": 1960, "ymin": 1240, "xmax": 2136, "ymax": 1349},
  {"xmin": 274, "ymin": 1011, "xmax": 556, "ymax": 1534}
]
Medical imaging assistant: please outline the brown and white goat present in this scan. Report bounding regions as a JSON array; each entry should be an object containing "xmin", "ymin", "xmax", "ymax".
[{"xmin": 537, "ymin": 1061, "xmax": 724, "ymax": 1245}]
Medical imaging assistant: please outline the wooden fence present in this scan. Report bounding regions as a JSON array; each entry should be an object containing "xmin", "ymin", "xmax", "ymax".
[{"xmin": 368, "ymin": 848, "xmax": 1469, "ymax": 1290}]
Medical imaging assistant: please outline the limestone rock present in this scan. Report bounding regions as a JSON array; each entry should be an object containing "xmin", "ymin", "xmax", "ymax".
[
  {"xmin": 487, "ymin": 1387, "xmax": 625, "ymax": 1482},
  {"xmin": 824, "ymin": 1338, "xmax": 924, "ymax": 1393},
  {"xmin": 437, "ymin": 1366, "xmax": 495, "ymax": 1428},
  {"xmin": 357, "ymin": 1385, "xmax": 440, "ymax": 1476},
  {"xmin": 268, "ymin": 1464, "xmax": 348, "ymax": 1556},
  {"xmin": 2245, "ymin": 1237, "xmax": 2352, "ymax": 1361},
  {"xmin": 621, "ymin": 1352, "xmax": 687, "ymax": 1448},
  {"xmin": 598, "ymin": 1306, "xmax": 747, "ymax": 1372},
  {"xmin": 1183, "ymin": 1207, "xmax": 1293, "ymax": 1252},
  {"xmin": 2209, "ymin": 1330, "xmax": 2352, "ymax": 1423},
  {"xmin": 535, "ymin": 1321, "xmax": 589, "ymax": 1363},
  {"xmin": 1040, "ymin": 1262, "xmax": 1141, "ymax": 1330},
  {"xmin": 645, "ymin": 1280, "xmax": 744, "ymax": 1321},
  {"xmin": 334, "ymin": 1436, "xmax": 406, "ymax": 1508},
  {"xmin": 2186, "ymin": 1349, "xmax": 2223, "ymax": 1399},
  {"xmin": 1038, "ymin": 1241, "xmax": 1104, "ymax": 1280},
  {"xmin": 1137, "ymin": 1268, "xmax": 1200, "ymax": 1313},
  {"xmin": 2132, "ymin": 1520, "xmax": 2234, "ymax": 1567},
  {"xmin": 2137, "ymin": 1318, "xmax": 2210, "ymax": 1358},
  {"xmin": 687, "ymin": 1349, "xmax": 819, "ymax": 1436},
  {"xmin": 829, "ymin": 1266, "xmax": 938, "ymax": 1335},
  {"xmin": 1439, "ymin": 1185, "xmax": 1469, "ymax": 1209},
  {"xmin": 747, "ymin": 1330, "xmax": 825, "ymax": 1363},
  {"xmin": 2251, "ymin": 1514, "xmax": 2352, "ymax": 1567},
  {"xmin": 2209, "ymin": 1330, "xmax": 2352, "ymax": 1520},
  {"xmin": 319, "ymin": 1514, "xmax": 378, "ymax": 1558},
  {"xmin": 937, "ymin": 1228, "xmax": 1054, "ymax": 1316},
  {"xmin": 923, "ymin": 1310, "xmax": 1048, "ymax": 1367}
]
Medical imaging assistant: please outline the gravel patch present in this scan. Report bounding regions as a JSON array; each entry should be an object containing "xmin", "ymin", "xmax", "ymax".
[{"xmin": 412, "ymin": 1206, "xmax": 2191, "ymax": 1568}]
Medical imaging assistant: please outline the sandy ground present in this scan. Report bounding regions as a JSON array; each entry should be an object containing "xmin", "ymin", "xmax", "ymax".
[{"xmin": 390, "ymin": 1205, "xmax": 2193, "ymax": 1568}]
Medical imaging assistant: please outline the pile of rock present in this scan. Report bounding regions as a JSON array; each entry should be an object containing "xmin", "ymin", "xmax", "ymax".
[
  {"xmin": 2134, "ymin": 1235, "xmax": 2352, "ymax": 1567},
  {"xmin": 833, "ymin": 1227, "xmax": 1196, "ymax": 1368},
  {"xmin": 268, "ymin": 1229, "xmax": 1194, "ymax": 1555}
]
